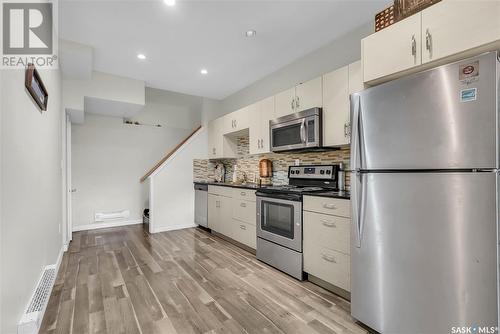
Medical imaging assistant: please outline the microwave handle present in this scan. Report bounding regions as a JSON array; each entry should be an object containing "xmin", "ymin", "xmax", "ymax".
[{"xmin": 300, "ymin": 119, "xmax": 306, "ymax": 144}]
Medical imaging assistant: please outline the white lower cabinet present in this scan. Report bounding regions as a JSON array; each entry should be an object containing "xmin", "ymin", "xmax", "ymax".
[
  {"xmin": 303, "ymin": 195, "xmax": 351, "ymax": 292},
  {"xmin": 207, "ymin": 193, "xmax": 232, "ymax": 237},
  {"xmin": 230, "ymin": 220, "xmax": 256, "ymax": 249},
  {"xmin": 208, "ymin": 186, "xmax": 256, "ymax": 250}
]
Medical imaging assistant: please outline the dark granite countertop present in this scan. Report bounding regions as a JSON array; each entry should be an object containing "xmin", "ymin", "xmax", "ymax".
[
  {"xmin": 194, "ymin": 181, "xmax": 350, "ymax": 199},
  {"xmin": 194, "ymin": 181, "xmax": 262, "ymax": 190},
  {"xmin": 304, "ymin": 191, "xmax": 350, "ymax": 200}
]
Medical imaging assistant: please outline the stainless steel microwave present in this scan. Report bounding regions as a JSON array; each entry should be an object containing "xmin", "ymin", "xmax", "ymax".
[{"xmin": 270, "ymin": 108, "xmax": 322, "ymax": 152}]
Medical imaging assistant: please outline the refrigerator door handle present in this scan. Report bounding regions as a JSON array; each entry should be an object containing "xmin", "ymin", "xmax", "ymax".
[
  {"xmin": 350, "ymin": 95, "xmax": 362, "ymax": 171},
  {"xmin": 352, "ymin": 171, "xmax": 365, "ymax": 248}
]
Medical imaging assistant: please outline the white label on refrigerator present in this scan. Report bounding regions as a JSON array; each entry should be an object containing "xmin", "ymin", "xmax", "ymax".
[{"xmin": 460, "ymin": 88, "xmax": 477, "ymax": 102}]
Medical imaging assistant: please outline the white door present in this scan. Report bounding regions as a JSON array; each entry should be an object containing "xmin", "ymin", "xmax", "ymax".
[
  {"xmin": 421, "ymin": 0, "xmax": 500, "ymax": 64},
  {"xmin": 248, "ymin": 102, "xmax": 261, "ymax": 155},
  {"xmin": 207, "ymin": 119, "xmax": 217, "ymax": 158},
  {"xmin": 362, "ymin": 14, "xmax": 422, "ymax": 83},
  {"xmin": 322, "ymin": 66, "xmax": 349, "ymax": 147},
  {"xmin": 259, "ymin": 96, "xmax": 274, "ymax": 153},
  {"xmin": 274, "ymin": 87, "xmax": 296, "ymax": 118},
  {"xmin": 348, "ymin": 60, "xmax": 363, "ymax": 95},
  {"xmin": 295, "ymin": 76, "xmax": 322, "ymax": 112},
  {"xmin": 65, "ymin": 115, "xmax": 73, "ymax": 243}
]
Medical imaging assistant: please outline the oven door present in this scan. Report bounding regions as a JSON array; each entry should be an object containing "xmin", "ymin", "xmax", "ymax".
[
  {"xmin": 256, "ymin": 196, "xmax": 302, "ymax": 252},
  {"xmin": 270, "ymin": 115, "xmax": 320, "ymax": 152}
]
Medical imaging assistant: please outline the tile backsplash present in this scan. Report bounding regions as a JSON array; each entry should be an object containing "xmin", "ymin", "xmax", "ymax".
[{"xmin": 194, "ymin": 137, "xmax": 351, "ymax": 188}]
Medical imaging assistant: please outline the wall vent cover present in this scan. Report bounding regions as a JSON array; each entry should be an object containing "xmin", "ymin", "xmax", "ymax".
[{"xmin": 18, "ymin": 265, "xmax": 57, "ymax": 334}]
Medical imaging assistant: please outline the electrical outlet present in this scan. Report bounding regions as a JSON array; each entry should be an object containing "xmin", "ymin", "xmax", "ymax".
[{"xmin": 294, "ymin": 159, "xmax": 300, "ymax": 166}]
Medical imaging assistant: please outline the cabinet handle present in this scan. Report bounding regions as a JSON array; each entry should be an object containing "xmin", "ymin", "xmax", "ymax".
[
  {"xmin": 216, "ymin": 200, "xmax": 220, "ymax": 208},
  {"xmin": 240, "ymin": 191, "xmax": 246, "ymax": 196},
  {"xmin": 411, "ymin": 34, "xmax": 417, "ymax": 59},
  {"xmin": 321, "ymin": 219, "xmax": 336, "ymax": 228},
  {"xmin": 234, "ymin": 120, "xmax": 237, "ymax": 128},
  {"xmin": 240, "ymin": 202, "xmax": 247, "ymax": 207},
  {"xmin": 344, "ymin": 122, "xmax": 351, "ymax": 138},
  {"xmin": 425, "ymin": 29, "xmax": 432, "ymax": 57},
  {"xmin": 321, "ymin": 253, "xmax": 337, "ymax": 263},
  {"xmin": 291, "ymin": 99, "xmax": 295, "ymax": 110},
  {"xmin": 296, "ymin": 96, "xmax": 300, "ymax": 110},
  {"xmin": 323, "ymin": 203, "xmax": 337, "ymax": 210},
  {"xmin": 259, "ymin": 139, "xmax": 263, "ymax": 149},
  {"xmin": 240, "ymin": 224, "xmax": 247, "ymax": 230},
  {"xmin": 257, "ymin": 139, "xmax": 261, "ymax": 149}
]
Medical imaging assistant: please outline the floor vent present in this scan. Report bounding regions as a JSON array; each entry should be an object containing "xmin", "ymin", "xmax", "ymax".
[{"xmin": 18, "ymin": 265, "xmax": 56, "ymax": 334}]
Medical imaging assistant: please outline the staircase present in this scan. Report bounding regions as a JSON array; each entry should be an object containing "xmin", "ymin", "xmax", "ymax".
[{"xmin": 141, "ymin": 126, "xmax": 207, "ymax": 233}]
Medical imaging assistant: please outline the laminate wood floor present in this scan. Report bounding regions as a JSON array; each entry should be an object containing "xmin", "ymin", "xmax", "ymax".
[{"xmin": 40, "ymin": 225, "xmax": 367, "ymax": 334}]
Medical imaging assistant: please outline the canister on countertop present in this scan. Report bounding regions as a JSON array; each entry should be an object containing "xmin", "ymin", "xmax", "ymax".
[
  {"xmin": 338, "ymin": 162, "xmax": 345, "ymax": 191},
  {"xmin": 259, "ymin": 159, "xmax": 273, "ymax": 186}
]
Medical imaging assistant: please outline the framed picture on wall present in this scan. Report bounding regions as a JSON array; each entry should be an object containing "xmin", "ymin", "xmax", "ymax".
[{"xmin": 25, "ymin": 63, "xmax": 49, "ymax": 112}]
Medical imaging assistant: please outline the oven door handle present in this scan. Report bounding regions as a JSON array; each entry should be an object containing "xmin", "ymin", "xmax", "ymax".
[{"xmin": 300, "ymin": 119, "xmax": 306, "ymax": 144}]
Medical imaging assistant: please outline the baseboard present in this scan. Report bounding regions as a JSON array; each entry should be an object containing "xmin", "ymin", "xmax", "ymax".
[
  {"xmin": 72, "ymin": 219, "xmax": 142, "ymax": 232},
  {"xmin": 55, "ymin": 244, "xmax": 65, "ymax": 275},
  {"xmin": 151, "ymin": 223, "xmax": 197, "ymax": 233},
  {"xmin": 307, "ymin": 274, "xmax": 351, "ymax": 301}
]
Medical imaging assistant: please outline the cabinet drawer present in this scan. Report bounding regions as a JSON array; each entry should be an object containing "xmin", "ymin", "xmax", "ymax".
[
  {"xmin": 303, "ymin": 196, "xmax": 351, "ymax": 218},
  {"xmin": 232, "ymin": 199, "xmax": 256, "ymax": 226},
  {"xmin": 304, "ymin": 246, "xmax": 350, "ymax": 292},
  {"xmin": 232, "ymin": 188, "xmax": 256, "ymax": 202},
  {"xmin": 231, "ymin": 220, "xmax": 256, "ymax": 249},
  {"xmin": 208, "ymin": 185, "xmax": 233, "ymax": 197},
  {"xmin": 304, "ymin": 211, "xmax": 350, "ymax": 255}
]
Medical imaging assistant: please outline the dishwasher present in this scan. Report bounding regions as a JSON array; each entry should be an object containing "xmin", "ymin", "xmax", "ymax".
[{"xmin": 194, "ymin": 183, "xmax": 208, "ymax": 227}]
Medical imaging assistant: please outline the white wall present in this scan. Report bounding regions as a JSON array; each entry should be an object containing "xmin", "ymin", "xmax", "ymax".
[
  {"xmin": 221, "ymin": 22, "xmax": 372, "ymax": 113},
  {"xmin": 71, "ymin": 87, "xmax": 207, "ymax": 230},
  {"xmin": 129, "ymin": 88, "xmax": 203, "ymax": 130},
  {"xmin": 63, "ymin": 71, "xmax": 145, "ymax": 111},
  {"xmin": 150, "ymin": 127, "xmax": 208, "ymax": 233},
  {"xmin": 71, "ymin": 114, "xmax": 191, "ymax": 230},
  {"xmin": 0, "ymin": 68, "xmax": 63, "ymax": 334}
]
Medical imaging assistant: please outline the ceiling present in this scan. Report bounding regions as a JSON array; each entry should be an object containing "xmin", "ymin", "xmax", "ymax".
[{"xmin": 60, "ymin": 0, "xmax": 389, "ymax": 100}]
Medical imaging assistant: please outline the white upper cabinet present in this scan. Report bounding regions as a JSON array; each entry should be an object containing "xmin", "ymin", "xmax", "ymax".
[
  {"xmin": 249, "ymin": 96, "xmax": 275, "ymax": 155},
  {"xmin": 207, "ymin": 118, "xmax": 223, "ymax": 159},
  {"xmin": 274, "ymin": 87, "xmax": 296, "ymax": 118},
  {"xmin": 323, "ymin": 66, "xmax": 349, "ymax": 147},
  {"xmin": 322, "ymin": 60, "xmax": 364, "ymax": 147},
  {"xmin": 274, "ymin": 77, "xmax": 323, "ymax": 118},
  {"xmin": 295, "ymin": 77, "xmax": 323, "ymax": 112},
  {"xmin": 362, "ymin": 13, "xmax": 422, "ymax": 83},
  {"xmin": 362, "ymin": 0, "xmax": 500, "ymax": 83},
  {"xmin": 421, "ymin": 0, "xmax": 500, "ymax": 64},
  {"xmin": 224, "ymin": 106, "xmax": 250, "ymax": 134},
  {"xmin": 348, "ymin": 60, "xmax": 363, "ymax": 95}
]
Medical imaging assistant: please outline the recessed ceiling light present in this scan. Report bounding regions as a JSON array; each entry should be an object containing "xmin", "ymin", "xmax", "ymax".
[
  {"xmin": 200, "ymin": 69, "xmax": 208, "ymax": 75},
  {"xmin": 137, "ymin": 54, "xmax": 146, "ymax": 60},
  {"xmin": 245, "ymin": 30, "xmax": 257, "ymax": 37},
  {"xmin": 164, "ymin": 0, "xmax": 175, "ymax": 6}
]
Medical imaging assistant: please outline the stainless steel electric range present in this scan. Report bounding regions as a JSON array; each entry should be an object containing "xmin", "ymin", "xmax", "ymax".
[{"xmin": 255, "ymin": 164, "xmax": 339, "ymax": 280}]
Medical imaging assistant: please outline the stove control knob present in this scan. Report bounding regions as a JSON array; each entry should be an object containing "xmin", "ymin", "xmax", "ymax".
[
  {"xmin": 320, "ymin": 170, "xmax": 325, "ymax": 175},
  {"xmin": 326, "ymin": 170, "xmax": 331, "ymax": 175},
  {"xmin": 296, "ymin": 170, "xmax": 300, "ymax": 175},
  {"xmin": 290, "ymin": 170, "xmax": 295, "ymax": 174}
]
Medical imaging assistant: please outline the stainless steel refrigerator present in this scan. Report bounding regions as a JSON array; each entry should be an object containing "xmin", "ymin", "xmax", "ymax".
[{"xmin": 350, "ymin": 52, "xmax": 499, "ymax": 334}]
